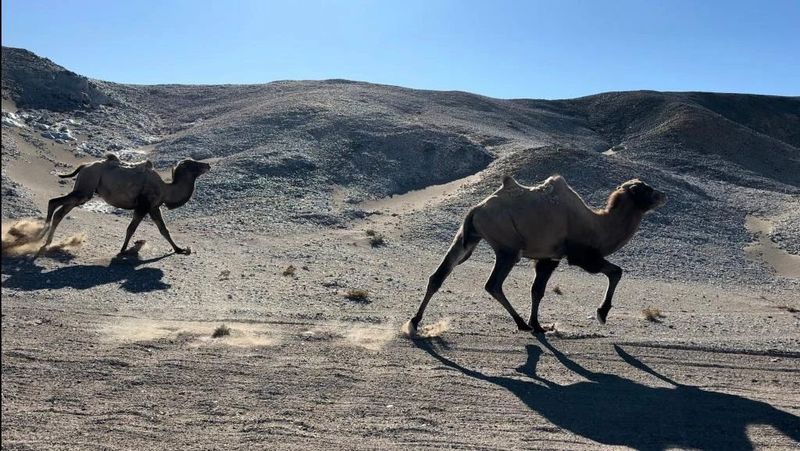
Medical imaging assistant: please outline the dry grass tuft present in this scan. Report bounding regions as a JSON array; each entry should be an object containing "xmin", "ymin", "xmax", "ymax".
[
  {"xmin": 282, "ymin": 265, "xmax": 296, "ymax": 277},
  {"xmin": 365, "ymin": 229, "xmax": 377, "ymax": 237},
  {"xmin": 212, "ymin": 324, "xmax": 231, "ymax": 338},
  {"xmin": 552, "ymin": 285, "xmax": 564, "ymax": 295},
  {"xmin": 368, "ymin": 234, "xmax": 385, "ymax": 247},
  {"xmin": 642, "ymin": 307, "xmax": 665, "ymax": 322},
  {"xmin": 343, "ymin": 288, "xmax": 370, "ymax": 303}
]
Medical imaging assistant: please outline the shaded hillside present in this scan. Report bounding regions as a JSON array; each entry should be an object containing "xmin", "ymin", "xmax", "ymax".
[{"xmin": 1, "ymin": 47, "xmax": 113, "ymax": 111}]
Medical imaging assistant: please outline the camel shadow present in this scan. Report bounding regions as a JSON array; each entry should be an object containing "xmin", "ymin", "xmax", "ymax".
[
  {"xmin": 414, "ymin": 337, "xmax": 800, "ymax": 451},
  {"xmin": 1, "ymin": 253, "xmax": 172, "ymax": 293}
]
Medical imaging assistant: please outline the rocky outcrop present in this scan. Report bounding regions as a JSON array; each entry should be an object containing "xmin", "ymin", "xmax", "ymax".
[{"xmin": 2, "ymin": 47, "xmax": 112, "ymax": 111}]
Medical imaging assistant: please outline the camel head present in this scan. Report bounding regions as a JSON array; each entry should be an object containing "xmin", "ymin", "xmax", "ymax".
[
  {"xmin": 611, "ymin": 179, "xmax": 666, "ymax": 212},
  {"xmin": 172, "ymin": 159, "xmax": 211, "ymax": 180}
]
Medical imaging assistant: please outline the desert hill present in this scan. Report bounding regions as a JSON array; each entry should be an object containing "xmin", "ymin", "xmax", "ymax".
[{"xmin": 3, "ymin": 46, "xmax": 799, "ymax": 283}]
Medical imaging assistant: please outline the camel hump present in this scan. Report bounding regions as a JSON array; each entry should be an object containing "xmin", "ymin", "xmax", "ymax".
[
  {"xmin": 543, "ymin": 174, "xmax": 566, "ymax": 188},
  {"xmin": 501, "ymin": 175, "xmax": 517, "ymax": 188}
]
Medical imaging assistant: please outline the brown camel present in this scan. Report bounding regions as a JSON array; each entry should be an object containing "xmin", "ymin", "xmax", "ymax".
[
  {"xmin": 40, "ymin": 154, "xmax": 211, "ymax": 256},
  {"xmin": 407, "ymin": 175, "xmax": 666, "ymax": 335}
]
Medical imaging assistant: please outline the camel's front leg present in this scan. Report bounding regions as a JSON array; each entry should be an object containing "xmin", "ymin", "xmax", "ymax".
[
  {"xmin": 596, "ymin": 261, "xmax": 622, "ymax": 324},
  {"xmin": 149, "ymin": 208, "xmax": 191, "ymax": 255},
  {"xmin": 529, "ymin": 259, "xmax": 560, "ymax": 333},
  {"xmin": 565, "ymin": 245, "xmax": 622, "ymax": 325}
]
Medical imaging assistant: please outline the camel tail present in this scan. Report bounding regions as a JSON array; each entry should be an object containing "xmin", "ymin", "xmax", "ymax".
[
  {"xmin": 460, "ymin": 208, "xmax": 479, "ymax": 247},
  {"xmin": 57, "ymin": 164, "xmax": 88, "ymax": 178}
]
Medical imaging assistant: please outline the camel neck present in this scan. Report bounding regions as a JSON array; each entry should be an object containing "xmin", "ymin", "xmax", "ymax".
[
  {"xmin": 163, "ymin": 175, "xmax": 197, "ymax": 209},
  {"xmin": 591, "ymin": 205, "xmax": 644, "ymax": 256}
]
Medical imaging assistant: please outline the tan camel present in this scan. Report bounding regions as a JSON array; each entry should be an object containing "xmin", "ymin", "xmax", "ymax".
[
  {"xmin": 407, "ymin": 175, "xmax": 666, "ymax": 334},
  {"xmin": 39, "ymin": 154, "xmax": 211, "ymax": 256}
]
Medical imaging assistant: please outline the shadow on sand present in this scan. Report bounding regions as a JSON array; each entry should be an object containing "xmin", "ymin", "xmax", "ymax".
[
  {"xmin": 414, "ymin": 337, "xmax": 800, "ymax": 450},
  {"xmin": 1, "ymin": 252, "xmax": 172, "ymax": 293}
]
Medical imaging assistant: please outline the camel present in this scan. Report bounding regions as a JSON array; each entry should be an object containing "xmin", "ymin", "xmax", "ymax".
[
  {"xmin": 39, "ymin": 154, "xmax": 211, "ymax": 256},
  {"xmin": 407, "ymin": 175, "xmax": 666, "ymax": 335}
]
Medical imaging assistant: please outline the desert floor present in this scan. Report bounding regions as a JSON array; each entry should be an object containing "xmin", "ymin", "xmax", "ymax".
[{"xmin": 2, "ymin": 137, "xmax": 799, "ymax": 450}]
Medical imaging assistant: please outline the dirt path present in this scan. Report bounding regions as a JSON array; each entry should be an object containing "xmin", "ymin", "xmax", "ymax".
[{"xmin": 745, "ymin": 215, "xmax": 800, "ymax": 279}]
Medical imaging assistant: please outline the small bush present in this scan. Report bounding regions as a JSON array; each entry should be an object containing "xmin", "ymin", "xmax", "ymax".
[
  {"xmin": 552, "ymin": 285, "xmax": 563, "ymax": 295},
  {"xmin": 282, "ymin": 265, "xmax": 296, "ymax": 277},
  {"xmin": 642, "ymin": 307, "xmax": 665, "ymax": 322},
  {"xmin": 365, "ymin": 229, "xmax": 377, "ymax": 237},
  {"xmin": 212, "ymin": 324, "xmax": 231, "ymax": 338},
  {"xmin": 343, "ymin": 288, "xmax": 370, "ymax": 303},
  {"xmin": 368, "ymin": 234, "xmax": 385, "ymax": 247}
]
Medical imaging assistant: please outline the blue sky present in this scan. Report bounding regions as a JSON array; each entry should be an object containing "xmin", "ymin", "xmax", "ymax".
[{"xmin": 2, "ymin": 0, "xmax": 798, "ymax": 99}]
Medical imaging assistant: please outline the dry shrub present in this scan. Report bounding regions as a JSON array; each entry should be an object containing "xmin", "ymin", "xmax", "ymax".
[
  {"xmin": 369, "ymin": 234, "xmax": 385, "ymax": 247},
  {"xmin": 1, "ymin": 219, "xmax": 85, "ymax": 257},
  {"xmin": 642, "ymin": 307, "xmax": 665, "ymax": 322},
  {"xmin": 552, "ymin": 285, "xmax": 564, "ymax": 295},
  {"xmin": 343, "ymin": 288, "xmax": 370, "ymax": 303},
  {"xmin": 282, "ymin": 265, "xmax": 296, "ymax": 277},
  {"xmin": 364, "ymin": 229, "xmax": 385, "ymax": 247},
  {"xmin": 212, "ymin": 324, "xmax": 231, "ymax": 338}
]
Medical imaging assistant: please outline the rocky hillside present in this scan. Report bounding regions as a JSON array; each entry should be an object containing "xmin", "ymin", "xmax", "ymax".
[{"xmin": 2, "ymin": 47, "xmax": 799, "ymax": 283}]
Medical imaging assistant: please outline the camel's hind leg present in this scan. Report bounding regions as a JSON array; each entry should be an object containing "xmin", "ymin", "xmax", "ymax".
[
  {"xmin": 408, "ymin": 233, "xmax": 481, "ymax": 332},
  {"xmin": 528, "ymin": 259, "xmax": 560, "ymax": 333},
  {"xmin": 119, "ymin": 210, "xmax": 147, "ymax": 254},
  {"xmin": 38, "ymin": 192, "xmax": 90, "ymax": 254},
  {"xmin": 485, "ymin": 250, "xmax": 530, "ymax": 331},
  {"xmin": 45, "ymin": 194, "xmax": 73, "ymax": 224}
]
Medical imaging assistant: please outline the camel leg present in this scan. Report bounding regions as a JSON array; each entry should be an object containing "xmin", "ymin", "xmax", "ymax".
[
  {"xmin": 119, "ymin": 210, "xmax": 146, "ymax": 254},
  {"xmin": 596, "ymin": 261, "xmax": 622, "ymax": 324},
  {"xmin": 38, "ymin": 194, "xmax": 87, "ymax": 254},
  {"xmin": 485, "ymin": 250, "xmax": 530, "ymax": 331},
  {"xmin": 149, "ymin": 208, "xmax": 190, "ymax": 255},
  {"xmin": 409, "ymin": 234, "xmax": 480, "ymax": 330},
  {"xmin": 45, "ymin": 194, "xmax": 73, "ymax": 224},
  {"xmin": 39, "ymin": 193, "xmax": 77, "ymax": 239},
  {"xmin": 529, "ymin": 259, "xmax": 560, "ymax": 333}
]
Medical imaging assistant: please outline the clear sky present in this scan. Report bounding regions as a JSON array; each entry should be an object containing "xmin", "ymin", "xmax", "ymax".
[{"xmin": 2, "ymin": 0, "xmax": 798, "ymax": 99}]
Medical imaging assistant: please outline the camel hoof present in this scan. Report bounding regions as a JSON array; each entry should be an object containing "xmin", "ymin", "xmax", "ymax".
[
  {"xmin": 33, "ymin": 246, "xmax": 47, "ymax": 260},
  {"xmin": 596, "ymin": 308, "xmax": 609, "ymax": 324},
  {"xmin": 401, "ymin": 319, "xmax": 418, "ymax": 337},
  {"xmin": 527, "ymin": 321, "xmax": 549, "ymax": 334},
  {"xmin": 176, "ymin": 247, "xmax": 192, "ymax": 255}
]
